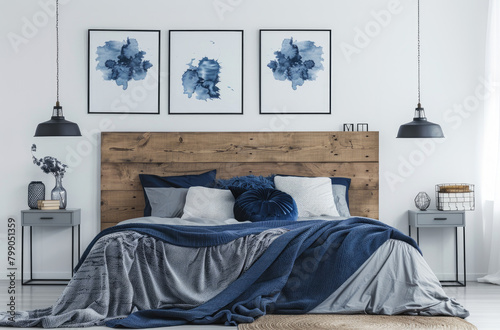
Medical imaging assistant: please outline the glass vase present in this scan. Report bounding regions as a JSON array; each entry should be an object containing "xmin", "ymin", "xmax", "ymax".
[{"xmin": 51, "ymin": 174, "xmax": 67, "ymax": 209}]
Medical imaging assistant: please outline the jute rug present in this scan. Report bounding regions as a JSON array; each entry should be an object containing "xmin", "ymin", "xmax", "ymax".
[{"xmin": 238, "ymin": 314, "xmax": 477, "ymax": 330}]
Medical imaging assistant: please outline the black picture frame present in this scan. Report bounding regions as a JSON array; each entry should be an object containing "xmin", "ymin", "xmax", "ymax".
[
  {"xmin": 260, "ymin": 29, "xmax": 331, "ymax": 114},
  {"xmin": 88, "ymin": 29, "xmax": 161, "ymax": 114},
  {"xmin": 168, "ymin": 30, "xmax": 244, "ymax": 115}
]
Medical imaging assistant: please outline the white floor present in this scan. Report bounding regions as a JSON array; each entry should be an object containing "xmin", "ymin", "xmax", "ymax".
[
  {"xmin": 0, "ymin": 281, "xmax": 499, "ymax": 329},
  {"xmin": 442, "ymin": 282, "xmax": 500, "ymax": 330}
]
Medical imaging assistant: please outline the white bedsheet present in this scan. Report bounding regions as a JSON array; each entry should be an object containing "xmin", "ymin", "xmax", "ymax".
[{"xmin": 117, "ymin": 215, "xmax": 348, "ymax": 226}]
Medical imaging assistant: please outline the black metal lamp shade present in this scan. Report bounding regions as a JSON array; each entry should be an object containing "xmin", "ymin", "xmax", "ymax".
[
  {"xmin": 34, "ymin": 1, "xmax": 81, "ymax": 138},
  {"xmin": 34, "ymin": 103, "xmax": 81, "ymax": 137},
  {"xmin": 397, "ymin": 0, "xmax": 444, "ymax": 139},
  {"xmin": 397, "ymin": 106, "xmax": 444, "ymax": 138}
]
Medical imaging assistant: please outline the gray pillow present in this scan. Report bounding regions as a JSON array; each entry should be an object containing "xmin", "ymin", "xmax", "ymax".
[
  {"xmin": 144, "ymin": 187, "xmax": 188, "ymax": 218},
  {"xmin": 332, "ymin": 184, "xmax": 350, "ymax": 218}
]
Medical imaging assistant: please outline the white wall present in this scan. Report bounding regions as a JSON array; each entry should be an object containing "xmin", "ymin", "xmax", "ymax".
[{"xmin": 0, "ymin": 0, "xmax": 489, "ymax": 280}]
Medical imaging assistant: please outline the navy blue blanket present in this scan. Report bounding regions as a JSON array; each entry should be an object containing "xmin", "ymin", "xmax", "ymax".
[{"xmin": 76, "ymin": 218, "xmax": 419, "ymax": 328}]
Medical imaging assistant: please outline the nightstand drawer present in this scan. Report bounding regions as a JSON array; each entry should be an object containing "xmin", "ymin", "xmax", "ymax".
[
  {"xmin": 409, "ymin": 210, "xmax": 465, "ymax": 227},
  {"xmin": 21, "ymin": 209, "xmax": 80, "ymax": 226}
]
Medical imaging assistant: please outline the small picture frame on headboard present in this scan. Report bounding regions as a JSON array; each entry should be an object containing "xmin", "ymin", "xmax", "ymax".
[
  {"xmin": 343, "ymin": 124, "xmax": 354, "ymax": 131},
  {"xmin": 357, "ymin": 123, "xmax": 369, "ymax": 131}
]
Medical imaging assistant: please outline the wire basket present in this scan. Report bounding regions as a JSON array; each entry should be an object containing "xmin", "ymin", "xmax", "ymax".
[{"xmin": 435, "ymin": 184, "xmax": 475, "ymax": 211}]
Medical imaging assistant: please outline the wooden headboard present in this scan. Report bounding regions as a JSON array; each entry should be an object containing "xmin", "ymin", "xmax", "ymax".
[{"xmin": 100, "ymin": 131, "xmax": 379, "ymax": 230}]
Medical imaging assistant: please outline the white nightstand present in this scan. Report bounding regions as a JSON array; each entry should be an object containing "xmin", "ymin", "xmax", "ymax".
[
  {"xmin": 408, "ymin": 209, "xmax": 466, "ymax": 286},
  {"xmin": 21, "ymin": 208, "xmax": 81, "ymax": 285}
]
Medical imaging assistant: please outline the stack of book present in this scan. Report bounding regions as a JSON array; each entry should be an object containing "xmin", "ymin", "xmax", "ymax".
[{"xmin": 37, "ymin": 200, "xmax": 61, "ymax": 210}]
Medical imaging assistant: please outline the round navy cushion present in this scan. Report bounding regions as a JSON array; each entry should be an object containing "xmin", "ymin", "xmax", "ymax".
[{"xmin": 234, "ymin": 188, "xmax": 298, "ymax": 222}]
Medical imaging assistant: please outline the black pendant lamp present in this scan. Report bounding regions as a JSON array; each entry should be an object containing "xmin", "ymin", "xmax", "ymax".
[
  {"xmin": 397, "ymin": 0, "xmax": 443, "ymax": 138},
  {"xmin": 35, "ymin": 0, "xmax": 81, "ymax": 137}
]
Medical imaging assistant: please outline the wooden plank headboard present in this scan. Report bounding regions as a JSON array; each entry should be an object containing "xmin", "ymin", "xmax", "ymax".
[{"xmin": 100, "ymin": 131, "xmax": 379, "ymax": 230}]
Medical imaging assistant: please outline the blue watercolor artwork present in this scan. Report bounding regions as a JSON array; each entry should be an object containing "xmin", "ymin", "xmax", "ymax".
[
  {"xmin": 182, "ymin": 57, "xmax": 221, "ymax": 101},
  {"xmin": 95, "ymin": 37, "xmax": 153, "ymax": 90},
  {"xmin": 267, "ymin": 37, "xmax": 324, "ymax": 90}
]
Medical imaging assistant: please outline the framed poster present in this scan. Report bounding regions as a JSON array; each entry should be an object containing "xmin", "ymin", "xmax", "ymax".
[
  {"xmin": 88, "ymin": 29, "xmax": 160, "ymax": 114},
  {"xmin": 169, "ymin": 30, "xmax": 243, "ymax": 115},
  {"xmin": 260, "ymin": 29, "xmax": 331, "ymax": 114}
]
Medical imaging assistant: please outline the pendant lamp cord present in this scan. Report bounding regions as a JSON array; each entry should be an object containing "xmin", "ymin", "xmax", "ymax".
[
  {"xmin": 417, "ymin": 0, "xmax": 421, "ymax": 107},
  {"xmin": 56, "ymin": 0, "xmax": 60, "ymax": 105}
]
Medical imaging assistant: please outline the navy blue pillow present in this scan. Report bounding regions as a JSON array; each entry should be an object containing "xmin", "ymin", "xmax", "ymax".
[
  {"xmin": 331, "ymin": 177, "xmax": 351, "ymax": 207},
  {"xmin": 228, "ymin": 186, "xmax": 248, "ymax": 199},
  {"xmin": 233, "ymin": 188, "xmax": 298, "ymax": 222},
  {"xmin": 139, "ymin": 170, "xmax": 217, "ymax": 216},
  {"xmin": 215, "ymin": 175, "xmax": 275, "ymax": 190}
]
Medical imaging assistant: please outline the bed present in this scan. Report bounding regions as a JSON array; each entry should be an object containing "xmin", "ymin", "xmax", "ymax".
[{"xmin": 0, "ymin": 131, "xmax": 469, "ymax": 328}]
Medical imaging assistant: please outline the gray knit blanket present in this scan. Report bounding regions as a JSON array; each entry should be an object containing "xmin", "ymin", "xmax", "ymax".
[{"xmin": 0, "ymin": 229, "xmax": 286, "ymax": 327}]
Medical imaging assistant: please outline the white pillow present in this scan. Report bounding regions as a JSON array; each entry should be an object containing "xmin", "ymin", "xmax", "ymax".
[
  {"xmin": 181, "ymin": 186, "xmax": 235, "ymax": 220},
  {"xmin": 274, "ymin": 176, "xmax": 340, "ymax": 217}
]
